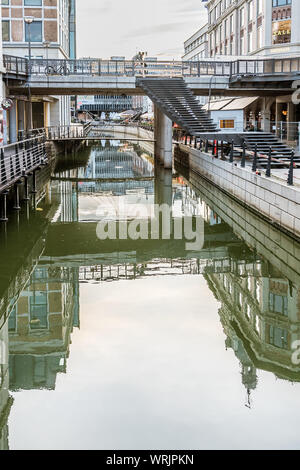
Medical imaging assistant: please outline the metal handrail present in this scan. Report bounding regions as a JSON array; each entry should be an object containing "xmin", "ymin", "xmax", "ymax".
[
  {"xmin": 0, "ymin": 135, "xmax": 47, "ymax": 193},
  {"xmin": 3, "ymin": 54, "xmax": 29, "ymax": 75},
  {"xmin": 26, "ymin": 57, "xmax": 300, "ymax": 78}
]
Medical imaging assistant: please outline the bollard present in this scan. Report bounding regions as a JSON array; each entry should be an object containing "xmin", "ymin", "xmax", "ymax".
[
  {"xmin": 185, "ymin": 135, "xmax": 188, "ymax": 145},
  {"xmin": 215, "ymin": 140, "xmax": 219, "ymax": 158},
  {"xmin": 252, "ymin": 144, "xmax": 258, "ymax": 172},
  {"xmin": 205, "ymin": 139, "xmax": 209, "ymax": 153},
  {"xmin": 241, "ymin": 140, "xmax": 246, "ymax": 168},
  {"xmin": 194, "ymin": 137, "xmax": 197, "ymax": 149},
  {"xmin": 287, "ymin": 151, "xmax": 295, "ymax": 186},
  {"xmin": 266, "ymin": 147, "xmax": 272, "ymax": 177},
  {"xmin": 230, "ymin": 140, "xmax": 234, "ymax": 163}
]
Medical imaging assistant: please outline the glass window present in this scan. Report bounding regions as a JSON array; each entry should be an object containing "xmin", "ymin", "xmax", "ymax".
[
  {"xmin": 8, "ymin": 306, "xmax": 17, "ymax": 333},
  {"xmin": 2, "ymin": 0, "xmax": 9, "ymax": 5},
  {"xmin": 30, "ymin": 291, "xmax": 48, "ymax": 330},
  {"xmin": 220, "ymin": 120, "xmax": 235, "ymax": 129},
  {"xmin": 2, "ymin": 20, "xmax": 9, "ymax": 41},
  {"xmin": 268, "ymin": 325, "xmax": 288, "ymax": 350},
  {"xmin": 25, "ymin": 21, "xmax": 42, "ymax": 42},
  {"xmin": 24, "ymin": 0, "xmax": 42, "ymax": 5},
  {"xmin": 269, "ymin": 293, "xmax": 288, "ymax": 316}
]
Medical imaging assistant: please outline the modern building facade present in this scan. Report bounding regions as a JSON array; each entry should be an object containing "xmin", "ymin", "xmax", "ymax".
[
  {"xmin": 1, "ymin": 0, "xmax": 77, "ymax": 142},
  {"xmin": 182, "ymin": 24, "xmax": 208, "ymax": 61},
  {"xmin": 203, "ymin": 0, "xmax": 300, "ymax": 58},
  {"xmin": 2, "ymin": 0, "xmax": 73, "ymax": 59}
]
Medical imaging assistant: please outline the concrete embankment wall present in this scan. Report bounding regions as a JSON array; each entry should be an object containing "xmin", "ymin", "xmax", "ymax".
[
  {"xmin": 176, "ymin": 144, "xmax": 300, "ymax": 241},
  {"xmin": 187, "ymin": 170, "xmax": 300, "ymax": 286},
  {"xmin": 96, "ymin": 126, "xmax": 154, "ymax": 155}
]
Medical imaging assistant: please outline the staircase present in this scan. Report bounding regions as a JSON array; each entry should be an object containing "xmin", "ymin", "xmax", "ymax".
[
  {"xmin": 243, "ymin": 133, "xmax": 300, "ymax": 167},
  {"xmin": 138, "ymin": 78, "xmax": 218, "ymax": 134}
]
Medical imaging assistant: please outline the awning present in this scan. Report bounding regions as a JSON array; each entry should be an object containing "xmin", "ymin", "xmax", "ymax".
[
  {"xmin": 222, "ymin": 96, "xmax": 258, "ymax": 110},
  {"xmin": 203, "ymin": 97, "xmax": 258, "ymax": 112},
  {"xmin": 203, "ymin": 99, "xmax": 232, "ymax": 111}
]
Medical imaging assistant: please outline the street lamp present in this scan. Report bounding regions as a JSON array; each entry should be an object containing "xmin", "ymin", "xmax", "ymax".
[
  {"xmin": 24, "ymin": 16, "xmax": 35, "ymax": 130},
  {"xmin": 24, "ymin": 16, "xmax": 34, "ymax": 66}
]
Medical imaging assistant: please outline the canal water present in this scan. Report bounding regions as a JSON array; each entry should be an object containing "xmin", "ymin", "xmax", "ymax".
[{"xmin": 1, "ymin": 139, "xmax": 300, "ymax": 450}]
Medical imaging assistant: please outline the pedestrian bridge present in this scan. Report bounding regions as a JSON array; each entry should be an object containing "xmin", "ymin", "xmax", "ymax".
[{"xmin": 5, "ymin": 55, "xmax": 300, "ymax": 97}]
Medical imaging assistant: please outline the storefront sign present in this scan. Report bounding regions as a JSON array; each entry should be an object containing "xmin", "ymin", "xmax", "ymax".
[{"xmin": 272, "ymin": 20, "xmax": 291, "ymax": 45}]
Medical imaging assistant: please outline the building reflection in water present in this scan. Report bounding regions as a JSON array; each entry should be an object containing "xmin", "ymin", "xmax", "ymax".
[
  {"xmin": 8, "ymin": 265, "xmax": 80, "ymax": 391},
  {"xmin": 0, "ymin": 140, "xmax": 300, "ymax": 448}
]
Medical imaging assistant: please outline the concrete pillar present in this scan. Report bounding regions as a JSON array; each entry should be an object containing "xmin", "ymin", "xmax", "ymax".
[
  {"xmin": 44, "ymin": 102, "xmax": 50, "ymax": 128},
  {"xmin": 154, "ymin": 104, "xmax": 161, "ymax": 163},
  {"xmin": 287, "ymin": 102, "xmax": 296, "ymax": 142},
  {"xmin": 154, "ymin": 106, "xmax": 173, "ymax": 169},
  {"xmin": 50, "ymin": 99, "xmax": 61, "ymax": 126},
  {"xmin": 161, "ymin": 113, "xmax": 173, "ymax": 169},
  {"xmin": 17, "ymin": 100, "xmax": 25, "ymax": 133},
  {"xmin": 25, "ymin": 101, "xmax": 32, "ymax": 131},
  {"xmin": 275, "ymin": 101, "xmax": 283, "ymax": 138},
  {"xmin": 261, "ymin": 110, "xmax": 271, "ymax": 133},
  {"xmin": 9, "ymin": 100, "xmax": 17, "ymax": 143}
]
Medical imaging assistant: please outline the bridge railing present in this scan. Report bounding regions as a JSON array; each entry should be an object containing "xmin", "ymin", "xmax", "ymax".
[
  {"xmin": 27, "ymin": 57, "xmax": 300, "ymax": 78},
  {"xmin": 3, "ymin": 54, "xmax": 29, "ymax": 76},
  {"xmin": 45, "ymin": 125, "xmax": 85, "ymax": 140},
  {"xmin": 0, "ymin": 135, "xmax": 47, "ymax": 194},
  {"xmin": 231, "ymin": 57, "xmax": 300, "ymax": 76}
]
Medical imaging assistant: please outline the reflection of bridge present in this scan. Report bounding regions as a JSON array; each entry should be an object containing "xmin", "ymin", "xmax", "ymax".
[{"xmin": 38, "ymin": 257, "xmax": 264, "ymax": 282}]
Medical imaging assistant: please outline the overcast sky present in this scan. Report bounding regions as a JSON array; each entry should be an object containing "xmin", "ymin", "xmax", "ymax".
[{"xmin": 76, "ymin": 0, "xmax": 207, "ymax": 60}]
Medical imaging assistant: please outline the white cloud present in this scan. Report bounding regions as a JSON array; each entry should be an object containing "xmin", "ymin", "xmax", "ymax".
[{"xmin": 76, "ymin": 0, "xmax": 207, "ymax": 59}]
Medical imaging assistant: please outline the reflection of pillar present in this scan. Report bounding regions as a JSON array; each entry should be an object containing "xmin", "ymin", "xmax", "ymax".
[
  {"xmin": 155, "ymin": 166, "xmax": 172, "ymax": 207},
  {"xmin": 45, "ymin": 182, "xmax": 51, "ymax": 205},
  {"xmin": 9, "ymin": 100, "xmax": 17, "ymax": 143},
  {"xmin": 162, "ymin": 168, "xmax": 173, "ymax": 207}
]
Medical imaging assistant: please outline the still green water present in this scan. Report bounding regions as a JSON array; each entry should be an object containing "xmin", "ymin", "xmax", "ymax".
[{"xmin": 1, "ymin": 139, "xmax": 300, "ymax": 450}]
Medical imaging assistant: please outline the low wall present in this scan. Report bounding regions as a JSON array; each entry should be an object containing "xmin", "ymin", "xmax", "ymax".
[
  {"xmin": 175, "ymin": 144, "xmax": 300, "ymax": 241},
  {"xmin": 96, "ymin": 125, "xmax": 153, "ymax": 141}
]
